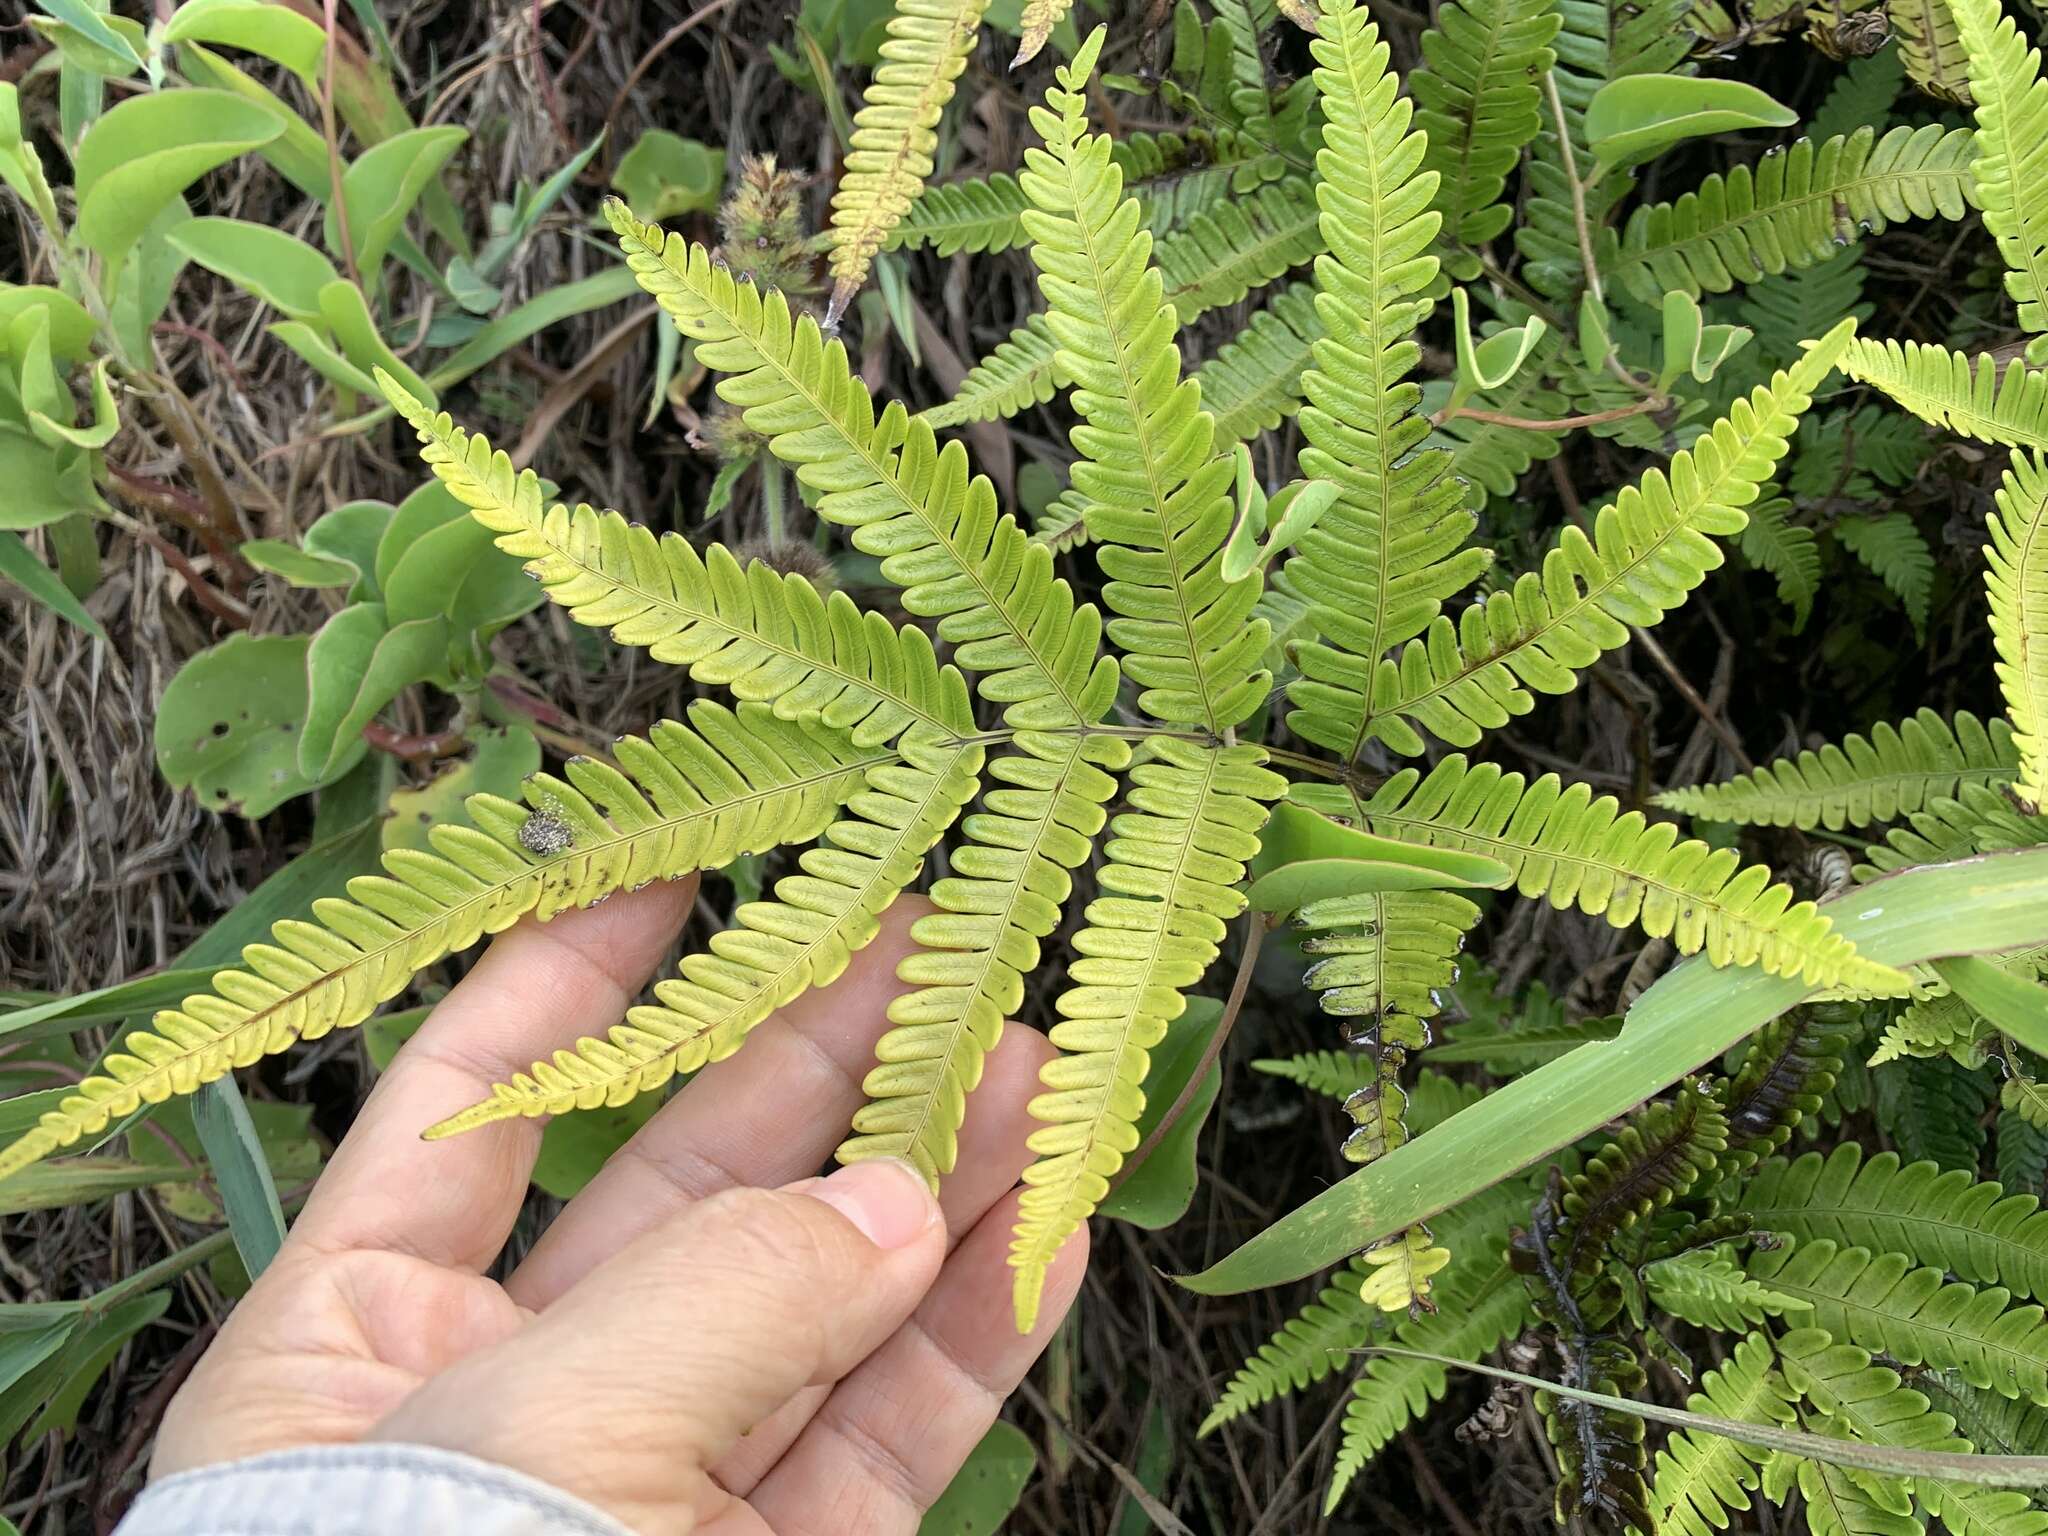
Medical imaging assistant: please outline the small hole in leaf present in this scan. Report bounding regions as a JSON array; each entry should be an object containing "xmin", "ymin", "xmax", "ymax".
[{"xmin": 211, "ymin": 721, "xmax": 230, "ymax": 737}]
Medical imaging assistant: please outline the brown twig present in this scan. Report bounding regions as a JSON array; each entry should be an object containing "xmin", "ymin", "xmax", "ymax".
[
  {"xmin": 601, "ymin": 0, "xmax": 749, "ymax": 173},
  {"xmin": 360, "ymin": 721, "xmax": 470, "ymax": 763},
  {"xmin": 122, "ymin": 522, "xmax": 253, "ymax": 629}
]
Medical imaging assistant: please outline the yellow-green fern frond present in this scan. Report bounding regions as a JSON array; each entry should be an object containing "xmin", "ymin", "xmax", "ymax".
[
  {"xmin": 1349, "ymin": 324, "xmax": 1854, "ymax": 757},
  {"xmin": 1299, "ymin": 760, "xmax": 1911, "ymax": 993},
  {"xmin": 1843, "ymin": 335, "xmax": 2048, "ymax": 451},
  {"xmin": 1893, "ymin": 0, "xmax": 1973, "ymax": 103},
  {"xmin": 1008, "ymin": 740, "xmax": 1283, "ymax": 1327},
  {"xmin": 1019, "ymin": 34, "xmax": 1271, "ymax": 731},
  {"xmin": 427, "ymin": 738, "xmax": 985, "ymax": 1135},
  {"xmin": 1410, "ymin": 0, "xmax": 1562, "ymax": 246},
  {"xmin": 841, "ymin": 731, "xmax": 1129, "ymax": 1183},
  {"xmin": 919, "ymin": 315, "xmax": 1061, "ymax": 428},
  {"xmin": 382, "ymin": 381, "xmax": 974, "ymax": 748},
  {"xmin": 1284, "ymin": 0, "xmax": 1489, "ymax": 758},
  {"xmin": 1991, "ymin": 453, "xmax": 2048, "ymax": 808},
  {"xmin": 825, "ymin": 0, "xmax": 993, "ymax": 322},
  {"xmin": 1651, "ymin": 1334, "xmax": 1796, "ymax": 1536},
  {"xmin": 1610, "ymin": 125, "xmax": 1975, "ymax": 304},
  {"xmin": 1196, "ymin": 281, "xmax": 1323, "ymax": 444},
  {"xmin": 1953, "ymin": 0, "xmax": 2048, "ymax": 349},
  {"xmin": 1859, "ymin": 781, "xmax": 2048, "ymax": 878},
  {"xmin": 1657, "ymin": 709, "xmax": 2020, "ymax": 830},
  {"xmin": 0, "ymin": 704, "xmax": 878, "ymax": 1183},
  {"xmin": 1012, "ymin": 0, "xmax": 1073, "ymax": 65},
  {"xmin": 608, "ymin": 205, "xmax": 1119, "ymax": 729}
]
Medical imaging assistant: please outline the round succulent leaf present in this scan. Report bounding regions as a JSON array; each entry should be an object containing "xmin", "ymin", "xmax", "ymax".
[{"xmin": 155, "ymin": 632, "xmax": 354, "ymax": 817}]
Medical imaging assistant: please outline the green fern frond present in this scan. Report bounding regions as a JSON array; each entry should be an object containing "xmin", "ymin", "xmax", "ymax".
[
  {"xmin": 1650, "ymin": 1333, "xmax": 1798, "ymax": 1536},
  {"xmin": 1345, "ymin": 327, "xmax": 1853, "ymax": 757},
  {"xmin": 1873, "ymin": 988, "xmax": 1991, "ymax": 1066},
  {"xmin": 1927, "ymin": 1369, "xmax": 2048, "ymax": 1455},
  {"xmin": 1328, "ymin": 1258, "xmax": 1535, "ymax": 1507},
  {"xmin": 1954, "ymin": 0, "xmax": 2048, "ymax": 347},
  {"xmin": 1842, "ymin": 336, "xmax": 2048, "ymax": 452},
  {"xmin": 1740, "ymin": 250, "xmax": 1874, "ymax": 362},
  {"xmin": 382, "ymin": 383, "xmax": 976, "ymax": 748},
  {"xmin": 825, "ymin": 0, "xmax": 993, "ymax": 320},
  {"xmin": 1282, "ymin": 0, "xmax": 1488, "ymax": 758},
  {"xmin": 1753, "ymin": 1239, "xmax": 2048, "ymax": 1404},
  {"xmin": 1744, "ymin": 1144, "xmax": 2048, "ymax": 1303},
  {"xmin": 921, "ymin": 315, "xmax": 1061, "ymax": 429},
  {"xmin": 1837, "ymin": 512, "xmax": 1936, "ymax": 637},
  {"xmin": 1032, "ymin": 490, "xmax": 1092, "ymax": 551},
  {"xmin": 1195, "ymin": 281, "xmax": 1323, "ymax": 445},
  {"xmin": 1427, "ymin": 352, "xmax": 1572, "ymax": 512},
  {"xmin": 427, "ymin": 738, "xmax": 985, "ymax": 1135},
  {"xmin": 1156, "ymin": 176, "xmax": 1322, "ymax": 322},
  {"xmin": 1020, "ymin": 38, "xmax": 1274, "ymax": 731},
  {"xmin": 1643, "ymin": 1250, "xmax": 1813, "ymax": 1332},
  {"xmin": 1656, "ymin": 709, "xmax": 2019, "ymax": 830},
  {"xmin": 1991, "ymin": 452, "xmax": 2048, "ymax": 808},
  {"xmin": 1878, "ymin": 1052, "xmax": 1997, "ymax": 1172},
  {"xmin": 0, "ymin": 702, "xmax": 875, "ymax": 1182},
  {"xmin": 1860, "ymin": 781, "xmax": 2048, "ymax": 877},
  {"xmin": 1410, "ymin": 0, "xmax": 1562, "ymax": 245},
  {"xmin": 1893, "ymin": 0, "xmax": 1973, "ymax": 104},
  {"xmin": 890, "ymin": 171, "xmax": 1028, "ymax": 257},
  {"xmin": 1609, "ymin": 125, "xmax": 1976, "ymax": 305},
  {"xmin": 1202, "ymin": 1261, "xmax": 1383, "ymax": 1430},
  {"xmin": 609, "ymin": 205, "xmax": 1120, "ymax": 729},
  {"xmin": 1739, "ymin": 495, "xmax": 1822, "ymax": 631},
  {"xmin": 1300, "ymin": 754, "xmax": 1908, "ymax": 993},
  {"xmin": 1009, "ymin": 740, "xmax": 1282, "ymax": 1327},
  {"xmin": 841, "ymin": 732, "xmax": 1128, "ymax": 1183}
]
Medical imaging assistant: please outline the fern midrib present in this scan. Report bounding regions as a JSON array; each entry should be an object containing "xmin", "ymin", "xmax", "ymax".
[
  {"xmin": 1903, "ymin": 0, "xmax": 1968, "ymax": 98},
  {"xmin": 1365, "ymin": 409, "xmax": 1785, "ymax": 735},
  {"xmin": 893, "ymin": 736, "xmax": 1096, "ymax": 1163},
  {"xmin": 85, "ymin": 756, "xmax": 892, "ymax": 1121},
  {"xmin": 681, "ymin": 264, "xmax": 1094, "ymax": 725},
  {"xmin": 1019, "ymin": 748, "xmax": 1222, "ymax": 1260},
  {"xmin": 1053, "ymin": 140, "xmax": 1222, "ymax": 733},
  {"xmin": 1612, "ymin": 155, "xmax": 1976, "ymax": 281}
]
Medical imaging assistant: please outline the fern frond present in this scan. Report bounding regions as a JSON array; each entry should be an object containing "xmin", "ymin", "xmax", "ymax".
[
  {"xmin": 841, "ymin": 732, "xmax": 1128, "ymax": 1183},
  {"xmin": 1837, "ymin": 512, "xmax": 1936, "ymax": 636},
  {"xmin": 1650, "ymin": 1333, "xmax": 1798, "ymax": 1536},
  {"xmin": 1859, "ymin": 781, "xmax": 2048, "ymax": 877},
  {"xmin": 1609, "ymin": 125, "xmax": 1976, "ymax": 304},
  {"xmin": 1156, "ymin": 176, "xmax": 1323, "ymax": 322},
  {"xmin": 427, "ymin": 739, "xmax": 985, "ymax": 1135},
  {"xmin": 1926, "ymin": 1369, "xmax": 2048, "ymax": 1455},
  {"xmin": 1741, "ymin": 250, "xmax": 1874, "ymax": 362},
  {"xmin": 1644, "ymin": 1249, "xmax": 1812, "ymax": 1332},
  {"xmin": 921, "ymin": 315, "xmax": 1061, "ymax": 430},
  {"xmin": 1020, "ymin": 42, "xmax": 1273, "ymax": 731},
  {"xmin": 1752, "ymin": 1239, "xmax": 2048, "ymax": 1405},
  {"xmin": 1991, "ymin": 452, "xmax": 2048, "ymax": 808},
  {"xmin": 1550, "ymin": 1087, "xmax": 1730, "ymax": 1294},
  {"xmin": 1013, "ymin": 0, "xmax": 1073, "ymax": 65},
  {"xmin": 1953, "ymin": 0, "xmax": 2048, "ymax": 345},
  {"xmin": 0, "ymin": 703, "xmax": 876, "ymax": 1182},
  {"xmin": 825, "ymin": 0, "xmax": 993, "ymax": 321},
  {"xmin": 1300, "ymin": 756, "xmax": 1908, "ymax": 993},
  {"xmin": 1195, "ymin": 281, "xmax": 1323, "ymax": 445},
  {"xmin": 1008, "ymin": 741, "xmax": 1283, "ymax": 1327},
  {"xmin": 1348, "ymin": 328, "xmax": 1853, "ymax": 757},
  {"xmin": 1410, "ymin": 0, "xmax": 1562, "ymax": 246},
  {"xmin": 1282, "ymin": 0, "xmax": 1487, "ymax": 758},
  {"xmin": 1878, "ymin": 1051, "xmax": 1997, "ymax": 1172},
  {"xmin": 1892, "ymin": 0, "xmax": 1972, "ymax": 104},
  {"xmin": 1743, "ymin": 1144, "xmax": 2048, "ymax": 1303},
  {"xmin": 1842, "ymin": 337, "xmax": 2048, "ymax": 451},
  {"xmin": 609, "ymin": 207, "xmax": 1119, "ymax": 729},
  {"xmin": 1655, "ymin": 709, "xmax": 2019, "ymax": 830},
  {"xmin": 890, "ymin": 171, "xmax": 1028, "ymax": 257},
  {"xmin": 1328, "ymin": 1259, "xmax": 1535, "ymax": 1507},
  {"xmin": 1739, "ymin": 495, "xmax": 1822, "ymax": 631},
  {"xmin": 383, "ymin": 385, "xmax": 976, "ymax": 748}
]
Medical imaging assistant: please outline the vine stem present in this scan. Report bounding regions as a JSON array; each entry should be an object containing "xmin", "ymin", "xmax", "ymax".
[
  {"xmin": 1105, "ymin": 913, "xmax": 1271, "ymax": 1197},
  {"xmin": 1431, "ymin": 399, "xmax": 1664, "ymax": 432},
  {"xmin": 1542, "ymin": 69, "xmax": 1603, "ymax": 308}
]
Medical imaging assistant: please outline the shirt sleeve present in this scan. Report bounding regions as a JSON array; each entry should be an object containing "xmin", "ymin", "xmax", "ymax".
[{"xmin": 114, "ymin": 1443, "xmax": 640, "ymax": 1536}]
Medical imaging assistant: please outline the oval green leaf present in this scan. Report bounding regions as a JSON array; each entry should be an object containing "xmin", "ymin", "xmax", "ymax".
[
  {"xmin": 73, "ymin": 90, "xmax": 286, "ymax": 269},
  {"xmin": 1584, "ymin": 75, "xmax": 1798, "ymax": 169}
]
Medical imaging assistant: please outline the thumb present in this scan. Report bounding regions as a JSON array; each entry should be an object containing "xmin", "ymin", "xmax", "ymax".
[{"xmin": 369, "ymin": 1158, "xmax": 944, "ymax": 1532}]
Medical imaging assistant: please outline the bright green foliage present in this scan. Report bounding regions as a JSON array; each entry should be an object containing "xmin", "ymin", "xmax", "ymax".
[
  {"xmin": 1952, "ymin": 0, "xmax": 2048, "ymax": 348},
  {"xmin": 921, "ymin": 315, "xmax": 1061, "ymax": 429},
  {"xmin": 1193, "ymin": 281, "xmax": 1322, "ymax": 445},
  {"xmin": 1750, "ymin": 1240, "xmax": 2048, "ymax": 1404},
  {"xmin": 1345, "ymin": 326, "xmax": 1853, "ymax": 757},
  {"xmin": 1650, "ymin": 1333, "xmax": 1797, "ymax": 1536},
  {"xmin": 1990, "ymin": 454, "xmax": 2048, "ymax": 807},
  {"xmin": 1610, "ymin": 126, "xmax": 1975, "ymax": 303},
  {"xmin": 824, "ymin": 0, "xmax": 992, "ymax": 321},
  {"xmin": 1300, "ymin": 756, "xmax": 1909, "ymax": 992},
  {"xmin": 1409, "ymin": 0, "xmax": 1563, "ymax": 246},
  {"xmin": 1643, "ymin": 1249, "xmax": 1812, "ymax": 1332},
  {"xmin": 1843, "ymin": 337, "xmax": 2048, "ymax": 452},
  {"xmin": 1658, "ymin": 710, "xmax": 2018, "ymax": 830},
  {"xmin": 1282, "ymin": 0, "xmax": 1487, "ymax": 757},
  {"xmin": 1156, "ymin": 177, "xmax": 1322, "ymax": 322},
  {"xmin": 1199, "ymin": 1259, "xmax": 1382, "ymax": 1430}
]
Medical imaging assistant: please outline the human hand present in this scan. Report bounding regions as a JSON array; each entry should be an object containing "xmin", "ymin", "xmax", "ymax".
[{"xmin": 150, "ymin": 878, "xmax": 1086, "ymax": 1535}]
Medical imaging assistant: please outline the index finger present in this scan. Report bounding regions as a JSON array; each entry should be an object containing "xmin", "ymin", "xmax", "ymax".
[{"xmin": 286, "ymin": 877, "xmax": 694, "ymax": 1271}]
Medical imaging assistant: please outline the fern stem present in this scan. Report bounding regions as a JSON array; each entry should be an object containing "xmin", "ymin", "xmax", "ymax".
[
  {"xmin": 1431, "ymin": 399, "xmax": 1664, "ymax": 432},
  {"xmin": 1542, "ymin": 68, "xmax": 1603, "ymax": 306}
]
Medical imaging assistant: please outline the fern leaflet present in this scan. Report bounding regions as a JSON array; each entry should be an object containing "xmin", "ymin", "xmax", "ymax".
[
  {"xmin": 1650, "ymin": 1333, "xmax": 1798, "ymax": 1536},
  {"xmin": 1992, "ymin": 453, "xmax": 2048, "ymax": 808},
  {"xmin": 1952, "ymin": 0, "xmax": 2048, "ymax": 347},
  {"xmin": 1843, "ymin": 337, "xmax": 2048, "ymax": 452}
]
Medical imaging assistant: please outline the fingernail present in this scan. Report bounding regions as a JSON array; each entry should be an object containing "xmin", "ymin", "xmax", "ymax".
[{"xmin": 810, "ymin": 1158, "xmax": 937, "ymax": 1249}]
